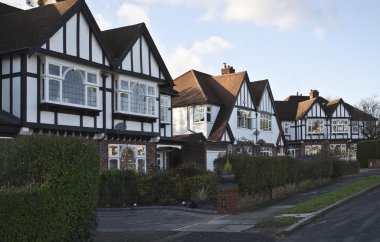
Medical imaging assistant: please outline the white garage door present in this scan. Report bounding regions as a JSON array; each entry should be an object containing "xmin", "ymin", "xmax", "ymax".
[{"xmin": 206, "ymin": 150, "xmax": 226, "ymax": 171}]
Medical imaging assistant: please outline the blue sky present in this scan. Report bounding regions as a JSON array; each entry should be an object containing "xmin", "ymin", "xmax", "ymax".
[{"xmin": 5, "ymin": 0, "xmax": 380, "ymax": 104}]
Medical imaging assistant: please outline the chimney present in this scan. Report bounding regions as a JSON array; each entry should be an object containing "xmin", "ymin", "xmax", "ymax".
[
  {"xmin": 221, "ymin": 63, "xmax": 235, "ymax": 75},
  {"xmin": 38, "ymin": 0, "xmax": 64, "ymax": 6},
  {"xmin": 309, "ymin": 89, "xmax": 319, "ymax": 99}
]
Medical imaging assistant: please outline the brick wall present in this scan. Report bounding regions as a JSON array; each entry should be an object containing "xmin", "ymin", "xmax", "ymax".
[{"xmin": 216, "ymin": 184, "xmax": 240, "ymax": 214}]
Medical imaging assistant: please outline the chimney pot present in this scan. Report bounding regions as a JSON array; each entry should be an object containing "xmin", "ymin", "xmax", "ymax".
[
  {"xmin": 221, "ymin": 63, "xmax": 235, "ymax": 75},
  {"xmin": 309, "ymin": 89, "xmax": 319, "ymax": 99}
]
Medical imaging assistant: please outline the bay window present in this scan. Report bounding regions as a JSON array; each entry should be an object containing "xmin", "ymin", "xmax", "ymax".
[
  {"xmin": 332, "ymin": 119, "xmax": 349, "ymax": 134},
  {"xmin": 42, "ymin": 61, "xmax": 99, "ymax": 108},
  {"xmin": 116, "ymin": 79, "xmax": 157, "ymax": 116},
  {"xmin": 307, "ymin": 119, "xmax": 325, "ymax": 134}
]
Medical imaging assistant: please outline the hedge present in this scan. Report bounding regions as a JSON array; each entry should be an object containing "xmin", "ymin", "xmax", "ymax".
[
  {"xmin": 214, "ymin": 154, "xmax": 350, "ymax": 197},
  {"xmin": 0, "ymin": 135, "xmax": 100, "ymax": 242},
  {"xmin": 98, "ymin": 168, "xmax": 217, "ymax": 207},
  {"xmin": 357, "ymin": 140, "xmax": 380, "ymax": 168}
]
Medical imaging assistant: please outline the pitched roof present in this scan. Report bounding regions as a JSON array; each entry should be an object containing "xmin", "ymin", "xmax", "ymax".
[
  {"xmin": 0, "ymin": 2, "xmax": 22, "ymax": 15},
  {"xmin": 101, "ymin": 23, "xmax": 173, "ymax": 84},
  {"xmin": 173, "ymin": 69, "xmax": 248, "ymax": 142},
  {"xmin": 173, "ymin": 133, "xmax": 207, "ymax": 143},
  {"xmin": 0, "ymin": 0, "xmax": 79, "ymax": 55},
  {"xmin": 249, "ymin": 79, "xmax": 268, "ymax": 106}
]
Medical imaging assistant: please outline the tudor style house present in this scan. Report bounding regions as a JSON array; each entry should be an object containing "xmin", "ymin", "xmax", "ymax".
[
  {"xmin": 275, "ymin": 90, "xmax": 377, "ymax": 159},
  {"xmin": 0, "ymin": 0, "xmax": 176, "ymax": 172},
  {"xmin": 172, "ymin": 64, "xmax": 284, "ymax": 170}
]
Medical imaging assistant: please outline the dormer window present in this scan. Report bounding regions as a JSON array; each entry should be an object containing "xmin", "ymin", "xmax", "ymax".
[
  {"xmin": 115, "ymin": 79, "xmax": 157, "ymax": 117},
  {"xmin": 41, "ymin": 61, "xmax": 99, "ymax": 109},
  {"xmin": 307, "ymin": 119, "xmax": 325, "ymax": 134}
]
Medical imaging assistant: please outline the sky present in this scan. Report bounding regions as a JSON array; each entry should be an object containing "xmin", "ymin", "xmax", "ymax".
[{"xmin": 4, "ymin": 0, "xmax": 380, "ymax": 105}]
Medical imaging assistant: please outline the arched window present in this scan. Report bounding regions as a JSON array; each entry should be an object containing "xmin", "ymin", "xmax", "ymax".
[{"xmin": 63, "ymin": 69, "xmax": 85, "ymax": 105}]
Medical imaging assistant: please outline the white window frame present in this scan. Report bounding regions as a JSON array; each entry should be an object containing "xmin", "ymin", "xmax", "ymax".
[
  {"xmin": 307, "ymin": 119, "xmax": 325, "ymax": 134},
  {"xmin": 160, "ymin": 95, "xmax": 170, "ymax": 124},
  {"xmin": 41, "ymin": 60, "xmax": 99, "ymax": 109},
  {"xmin": 107, "ymin": 144, "xmax": 147, "ymax": 173},
  {"xmin": 332, "ymin": 119, "xmax": 349, "ymax": 134},
  {"xmin": 260, "ymin": 113, "xmax": 272, "ymax": 132},
  {"xmin": 260, "ymin": 147, "xmax": 272, "ymax": 156},
  {"xmin": 283, "ymin": 122, "xmax": 290, "ymax": 135},
  {"xmin": 194, "ymin": 105, "xmax": 205, "ymax": 123},
  {"xmin": 352, "ymin": 121, "xmax": 359, "ymax": 133},
  {"xmin": 305, "ymin": 145, "xmax": 322, "ymax": 155},
  {"xmin": 237, "ymin": 109, "xmax": 253, "ymax": 129},
  {"xmin": 115, "ymin": 78, "xmax": 158, "ymax": 117}
]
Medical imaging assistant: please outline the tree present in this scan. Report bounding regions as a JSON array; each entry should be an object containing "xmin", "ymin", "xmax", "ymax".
[{"xmin": 356, "ymin": 95, "xmax": 380, "ymax": 139}]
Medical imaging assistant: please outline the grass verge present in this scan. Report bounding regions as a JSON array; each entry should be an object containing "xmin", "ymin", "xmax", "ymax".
[{"xmin": 255, "ymin": 175, "xmax": 380, "ymax": 228}]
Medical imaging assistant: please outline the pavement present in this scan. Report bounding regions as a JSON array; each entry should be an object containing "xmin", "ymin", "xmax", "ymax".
[{"xmin": 95, "ymin": 169, "xmax": 380, "ymax": 241}]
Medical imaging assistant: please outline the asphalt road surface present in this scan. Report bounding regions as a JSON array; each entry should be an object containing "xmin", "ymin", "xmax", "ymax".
[{"xmin": 282, "ymin": 186, "xmax": 380, "ymax": 242}]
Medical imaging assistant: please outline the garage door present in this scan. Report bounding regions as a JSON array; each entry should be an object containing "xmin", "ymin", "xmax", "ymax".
[{"xmin": 206, "ymin": 150, "xmax": 226, "ymax": 171}]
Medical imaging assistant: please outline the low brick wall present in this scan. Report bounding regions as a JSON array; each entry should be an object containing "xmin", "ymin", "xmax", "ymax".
[
  {"xmin": 216, "ymin": 184, "xmax": 240, "ymax": 214},
  {"xmin": 368, "ymin": 159, "xmax": 380, "ymax": 168}
]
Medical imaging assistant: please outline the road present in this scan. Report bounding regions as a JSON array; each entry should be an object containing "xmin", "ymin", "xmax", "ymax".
[{"xmin": 282, "ymin": 186, "xmax": 380, "ymax": 242}]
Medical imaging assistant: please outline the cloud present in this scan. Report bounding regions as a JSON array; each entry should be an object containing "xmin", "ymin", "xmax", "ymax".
[
  {"xmin": 117, "ymin": 3, "xmax": 151, "ymax": 26},
  {"xmin": 163, "ymin": 36, "xmax": 232, "ymax": 78},
  {"xmin": 313, "ymin": 26, "xmax": 326, "ymax": 40},
  {"xmin": 94, "ymin": 13, "xmax": 112, "ymax": 31}
]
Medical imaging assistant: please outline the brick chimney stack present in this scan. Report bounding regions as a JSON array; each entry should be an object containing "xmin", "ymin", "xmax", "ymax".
[
  {"xmin": 309, "ymin": 89, "xmax": 319, "ymax": 99},
  {"xmin": 221, "ymin": 63, "xmax": 235, "ymax": 75}
]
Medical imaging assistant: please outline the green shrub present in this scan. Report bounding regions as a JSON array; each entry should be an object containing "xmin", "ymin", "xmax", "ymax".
[
  {"xmin": 357, "ymin": 141, "xmax": 377, "ymax": 168},
  {"xmin": 98, "ymin": 168, "xmax": 217, "ymax": 207},
  {"xmin": 0, "ymin": 135, "xmax": 100, "ymax": 242}
]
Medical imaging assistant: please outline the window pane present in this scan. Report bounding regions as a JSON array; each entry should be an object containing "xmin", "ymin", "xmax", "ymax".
[
  {"xmin": 130, "ymin": 83, "xmax": 145, "ymax": 114},
  {"xmin": 87, "ymin": 73, "xmax": 97, "ymax": 84},
  {"xmin": 63, "ymin": 70, "xmax": 85, "ymax": 105},
  {"xmin": 137, "ymin": 158, "xmax": 146, "ymax": 173},
  {"xmin": 148, "ymin": 86, "xmax": 155, "ymax": 96},
  {"xmin": 109, "ymin": 159, "xmax": 119, "ymax": 169},
  {"xmin": 48, "ymin": 64, "xmax": 60, "ymax": 76},
  {"xmin": 147, "ymin": 97, "xmax": 155, "ymax": 115},
  {"xmin": 120, "ymin": 93, "xmax": 129, "ymax": 112},
  {"xmin": 120, "ymin": 80, "xmax": 129, "ymax": 90},
  {"xmin": 49, "ymin": 79, "xmax": 60, "ymax": 102},
  {"xmin": 87, "ymin": 87, "xmax": 97, "ymax": 107}
]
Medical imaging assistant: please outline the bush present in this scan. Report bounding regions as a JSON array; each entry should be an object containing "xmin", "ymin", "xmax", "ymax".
[
  {"xmin": 98, "ymin": 168, "xmax": 217, "ymax": 207},
  {"xmin": 0, "ymin": 135, "xmax": 100, "ymax": 242},
  {"xmin": 357, "ymin": 141, "xmax": 377, "ymax": 168}
]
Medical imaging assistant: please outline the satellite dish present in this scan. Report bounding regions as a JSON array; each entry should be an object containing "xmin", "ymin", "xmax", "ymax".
[
  {"xmin": 26, "ymin": 0, "xmax": 38, "ymax": 7},
  {"xmin": 115, "ymin": 122, "xmax": 127, "ymax": 131}
]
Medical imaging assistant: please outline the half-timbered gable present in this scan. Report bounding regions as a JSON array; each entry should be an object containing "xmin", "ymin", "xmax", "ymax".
[
  {"xmin": 0, "ymin": 0, "xmax": 177, "ymax": 172},
  {"xmin": 249, "ymin": 79, "xmax": 284, "ymax": 156}
]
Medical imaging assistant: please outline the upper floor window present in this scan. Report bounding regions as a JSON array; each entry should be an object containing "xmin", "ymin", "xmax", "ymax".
[
  {"xmin": 160, "ymin": 96, "xmax": 170, "ymax": 123},
  {"xmin": 194, "ymin": 105, "xmax": 211, "ymax": 123},
  {"xmin": 237, "ymin": 110, "xmax": 252, "ymax": 129},
  {"xmin": 307, "ymin": 119, "xmax": 325, "ymax": 134},
  {"xmin": 42, "ymin": 62, "xmax": 98, "ymax": 109},
  {"xmin": 116, "ymin": 79, "xmax": 157, "ymax": 116},
  {"xmin": 283, "ymin": 122, "xmax": 290, "ymax": 135},
  {"xmin": 332, "ymin": 119, "xmax": 349, "ymax": 133},
  {"xmin": 260, "ymin": 113, "xmax": 272, "ymax": 131},
  {"xmin": 352, "ymin": 121, "xmax": 359, "ymax": 133}
]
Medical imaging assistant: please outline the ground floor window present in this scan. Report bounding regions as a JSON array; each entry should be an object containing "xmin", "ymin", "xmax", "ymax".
[
  {"xmin": 108, "ymin": 144, "xmax": 146, "ymax": 172},
  {"xmin": 260, "ymin": 147, "xmax": 272, "ymax": 156},
  {"xmin": 305, "ymin": 145, "xmax": 322, "ymax": 156}
]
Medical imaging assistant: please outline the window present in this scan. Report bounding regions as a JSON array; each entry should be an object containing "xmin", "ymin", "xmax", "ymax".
[
  {"xmin": 283, "ymin": 122, "xmax": 290, "ymax": 135},
  {"xmin": 260, "ymin": 147, "xmax": 272, "ymax": 156},
  {"xmin": 307, "ymin": 119, "xmax": 325, "ymax": 134},
  {"xmin": 206, "ymin": 106, "xmax": 211, "ymax": 122},
  {"xmin": 260, "ymin": 113, "xmax": 272, "ymax": 131},
  {"xmin": 352, "ymin": 121, "xmax": 359, "ymax": 133},
  {"xmin": 116, "ymin": 79, "xmax": 157, "ymax": 116},
  {"xmin": 332, "ymin": 119, "xmax": 349, "ymax": 133},
  {"xmin": 160, "ymin": 96, "xmax": 170, "ymax": 123},
  {"xmin": 42, "ymin": 62, "xmax": 98, "ymax": 108},
  {"xmin": 305, "ymin": 145, "xmax": 322, "ymax": 155},
  {"xmin": 107, "ymin": 144, "xmax": 147, "ymax": 172},
  {"xmin": 237, "ymin": 110, "xmax": 253, "ymax": 129},
  {"xmin": 194, "ymin": 105, "xmax": 205, "ymax": 123}
]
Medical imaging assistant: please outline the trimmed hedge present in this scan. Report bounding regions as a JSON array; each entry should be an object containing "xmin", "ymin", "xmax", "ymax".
[
  {"xmin": 357, "ymin": 140, "xmax": 380, "ymax": 168},
  {"xmin": 0, "ymin": 136, "xmax": 100, "ymax": 242},
  {"xmin": 214, "ymin": 154, "xmax": 351, "ymax": 197},
  {"xmin": 98, "ymin": 168, "xmax": 217, "ymax": 207}
]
